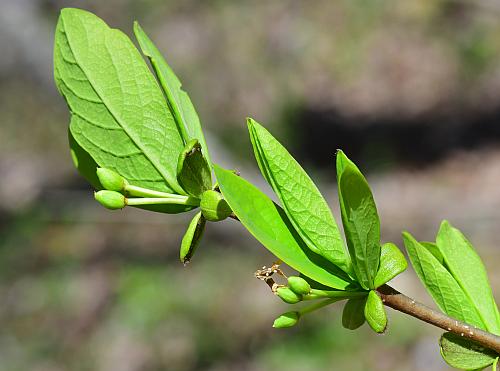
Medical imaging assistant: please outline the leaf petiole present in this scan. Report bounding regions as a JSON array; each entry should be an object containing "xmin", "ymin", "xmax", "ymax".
[
  {"xmin": 303, "ymin": 289, "xmax": 367, "ymax": 301},
  {"xmin": 125, "ymin": 184, "xmax": 192, "ymax": 200},
  {"xmin": 126, "ymin": 196, "xmax": 199, "ymax": 207}
]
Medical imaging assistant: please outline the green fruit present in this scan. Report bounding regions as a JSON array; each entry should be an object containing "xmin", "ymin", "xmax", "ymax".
[
  {"xmin": 200, "ymin": 190, "xmax": 232, "ymax": 221},
  {"xmin": 94, "ymin": 190, "xmax": 126, "ymax": 210},
  {"xmin": 96, "ymin": 168, "xmax": 127, "ymax": 191},
  {"xmin": 276, "ymin": 287, "xmax": 302, "ymax": 304},
  {"xmin": 287, "ymin": 276, "xmax": 311, "ymax": 295},
  {"xmin": 273, "ymin": 311, "xmax": 300, "ymax": 328}
]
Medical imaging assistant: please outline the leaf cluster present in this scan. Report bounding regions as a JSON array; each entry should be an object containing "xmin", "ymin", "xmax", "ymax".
[
  {"xmin": 404, "ymin": 223, "xmax": 500, "ymax": 369},
  {"xmin": 54, "ymin": 8, "xmax": 500, "ymax": 370}
]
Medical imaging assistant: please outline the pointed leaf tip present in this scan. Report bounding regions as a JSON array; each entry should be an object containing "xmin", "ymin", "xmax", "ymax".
[{"xmin": 248, "ymin": 119, "xmax": 351, "ymax": 275}]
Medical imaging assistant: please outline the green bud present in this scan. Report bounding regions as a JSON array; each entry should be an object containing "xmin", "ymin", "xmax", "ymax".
[
  {"xmin": 96, "ymin": 168, "xmax": 127, "ymax": 191},
  {"xmin": 276, "ymin": 287, "xmax": 302, "ymax": 304},
  {"xmin": 95, "ymin": 190, "xmax": 126, "ymax": 210},
  {"xmin": 287, "ymin": 276, "xmax": 311, "ymax": 295},
  {"xmin": 273, "ymin": 311, "xmax": 300, "ymax": 328},
  {"xmin": 364, "ymin": 290, "xmax": 387, "ymax": 333},
  {"xmin": 200, "ymin": 190, "xmax": 232, "ymax": 221}
]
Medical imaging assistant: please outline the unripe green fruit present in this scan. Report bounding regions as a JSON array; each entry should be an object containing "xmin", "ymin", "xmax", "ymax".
[
  {"xmin": 273, "ymin": 311, "xmax": 300, "ymax": 328},
  {"xmin": 200, "ymin": 190, "xmax": 232, "ymax": 221},
  {"xmin": 276, "ymin": 286, "xmax": 302, "ymax": 304},
  {"xmin": 287, "ymin": 276, "xmax": 311, "ymax": 295},
  {"xmin": 95, "ymin": 190, "xmax": 126, "ymax": 210},
  {"xmin": 96, "ymin": 168, "xmax": 127, "ymax": 191}
]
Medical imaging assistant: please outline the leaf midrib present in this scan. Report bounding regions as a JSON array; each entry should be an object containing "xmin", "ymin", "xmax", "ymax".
[
  {"xmin": 61, "ymin": 16, "xmax": 183, "ymax": 195},
  {"xmin": 251, "ymin": 125, "xmax": 348, "ymax": 268}
]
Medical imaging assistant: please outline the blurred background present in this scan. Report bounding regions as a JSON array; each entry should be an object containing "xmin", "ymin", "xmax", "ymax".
[{"xmin": 1, "ymin": 0, "xmax": 500, "ymax": 370}]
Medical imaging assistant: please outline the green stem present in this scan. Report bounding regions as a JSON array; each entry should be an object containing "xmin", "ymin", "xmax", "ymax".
[
  {"xmin": 125, "ymin": 185, "xmax": 191, "ymax": 199},
  {"xmin": 126, "ymin": 196, "xmax": 199, "ymax": 207}
]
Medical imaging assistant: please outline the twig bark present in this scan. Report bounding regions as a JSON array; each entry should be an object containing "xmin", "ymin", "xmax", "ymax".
[{"xmin": 377, "ymin": 284, "xmax": 500, "ymax": 354}]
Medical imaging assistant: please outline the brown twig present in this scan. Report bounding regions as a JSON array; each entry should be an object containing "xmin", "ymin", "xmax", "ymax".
[
  {"xmin": 377, "ymin": 284, "xmax": 500, "ymax": 354},
  {"xmin": 225, "ymin": 182, "xmax": 500, "ymax": 353}
]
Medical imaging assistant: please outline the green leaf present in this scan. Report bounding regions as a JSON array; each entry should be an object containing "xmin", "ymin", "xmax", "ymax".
[
  {"xmin": 54, "ymin": 8, "xmax": 185, "ymax": 195},
  {"xmin": 420, "ymin": 241, "xmax": 444, "ymax": 265},
  {"xmin": 364, "ymin": 290, "xmax": 387, "ymax": 333},
  {"xmin": 68, "ymin": 128, "xmax": 101, "ymax": 189},
  {"xmin": 180, "ymin": 211, "xmax": 206, "ymax": 264},
  {"xmin": 336, "ymin": 150, "xmax": 381, "ymax": 289},
  {"xmin": 177, "ymin": 139, "xmax": 212, "ymax": 197},
  {"xmin": 440, "ymin": 332, "xmax": 497, "ymax": 370},
  {"xmin": 493, "ymin": 357, "xmax": 499, "ymax": 370},
  {"xmin": 403, "ymin": 232, "xmax": 485, "ymax": 328},
  {"xmin": 133, "ymin": 22, "xmax": 211, "ymax": 165},
  {"xmin": 342, "ymin": 297, "xmax": 366, "ymax": 330},
  {"xmin": 247, "ymin": 119, "xmax": 351, "ymax": 274},
  {"xmin": 373, "ymin": 242, "xmax": 408, "ymax": 288},
  {"xmin": 436, "ymin": 221, "xmax": 500, "ymax": 335},
  {"xmin": 214, "ymin": 165, "xmax": 355, "ymax": 290}
]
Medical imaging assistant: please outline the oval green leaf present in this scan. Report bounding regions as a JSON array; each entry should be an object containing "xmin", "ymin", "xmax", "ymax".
[
  {"xmin": 373, "ymin": 242, "xmax": 408, "ymax": 288},
  {"xmin": 440, "ymin": 332, "xmax": 497, "ymax": 370},
  {"xmin": 214, "ymin": 164, "xmax": 354, "ymax": 290},
  {"xmin": 247, "ymin": 119, "xmax": 352, "ymax": 275},
  {"xmin": 342, "ymin": 297, "xmax": 367, "ymax": 330},
  {"xmin": 54, "ymin": 8, "xmax": 185, "ymax": 195},
  {"xmin": 364, "ymin": 290, "xmax": 387, "ymax": 333}
]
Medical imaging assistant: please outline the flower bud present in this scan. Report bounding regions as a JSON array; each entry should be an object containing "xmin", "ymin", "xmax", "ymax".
[
  {"xmin": 276, "ymin": 287, "xmax": 302, "ymax": 304},
  {"xmin": 273, "ymin": 311, "xmax": 300, "ymax": 328},
  {"xmin": 95, "ymin": 190, "xmax": 126, "ymax": 210},
  {"xmin": 96, "ymin": 168, "xmax": 127, "ymax": 191},
  {"xmin": 287, "ymin": 276, "xmax": 311, "ymax": 295},
  {"xmin": 200, "ymin": 190, "xmax": 232, "ymax": 221}
]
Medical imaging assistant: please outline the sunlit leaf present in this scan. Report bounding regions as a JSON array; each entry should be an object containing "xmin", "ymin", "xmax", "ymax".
[
  {"xmin": 336, "ymin": 150, "xmax": 381, "ymax": 289},
  {"xmin": 134, "ymin": 22, "xmax": 211, "ymax": 165},
  {"xmin": 403, "ymin": 232, "xmax": 484, "ymax": 328},
  {"xmin": 215, "ymin": 165, "xmax": 355, "ymax": 290},
  {"xmin": 436, "ymin": 221, "xmax": 500, "ymax": 335},
  {"xmin": 373, "ymin": 242, "xmax": 407, "ymax": 288},
  {"xmin": 248, "ymin": 119, "xmax": 351, "ymax": 274},
  {"xmin": 54, "ymin": 8, "xmax": 185, "ymax": 195}
]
